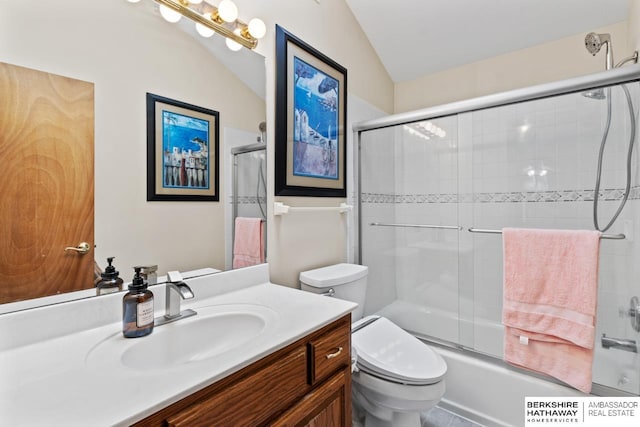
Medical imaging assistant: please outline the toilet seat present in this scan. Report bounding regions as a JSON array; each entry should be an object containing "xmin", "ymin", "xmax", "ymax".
[{"xmin": 352, "ymin": 316, "xmax": 447, "ymax": 386}]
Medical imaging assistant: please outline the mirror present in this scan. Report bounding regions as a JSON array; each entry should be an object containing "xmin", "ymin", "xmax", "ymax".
[{"xmin": 0, "ymin": 0, "xmax": 266, "ymax": 312}]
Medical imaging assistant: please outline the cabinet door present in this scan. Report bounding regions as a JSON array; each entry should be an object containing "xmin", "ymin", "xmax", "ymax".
[{"xmin": 271, "ymin": 368, "xmax": 350, "ymax": 427}]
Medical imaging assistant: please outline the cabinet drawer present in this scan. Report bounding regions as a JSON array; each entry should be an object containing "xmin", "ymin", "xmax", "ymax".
[{"xmin": 308, "ymin": 324, "xmax": 350, "ymax": 385}]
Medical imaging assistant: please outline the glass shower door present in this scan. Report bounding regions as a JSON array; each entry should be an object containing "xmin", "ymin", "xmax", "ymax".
[
  {"xmin": 467, "ymin": 83, "xmax": 640, "ymax": 393},
  {"xmin": 360, "ymin": 115, "xmax": 463, "ymax": 345}
]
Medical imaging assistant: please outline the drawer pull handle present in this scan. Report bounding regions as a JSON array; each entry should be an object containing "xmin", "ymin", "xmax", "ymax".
[{"xmin": 326, "ymin": 347, "xmax": 343, "ymax": 359}]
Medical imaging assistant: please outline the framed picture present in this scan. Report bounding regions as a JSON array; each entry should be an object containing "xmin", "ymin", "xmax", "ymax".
[
  {"xmin": 275, "ymin": 25, "xmax": 347, "ymax": 197},
  {"xmin": 146, "ymin": 93, "xmax": 219, "ymax": 201}
]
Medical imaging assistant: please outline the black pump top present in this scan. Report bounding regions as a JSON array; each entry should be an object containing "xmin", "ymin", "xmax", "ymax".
[
  {"xmin": 129, "ymin": 266, "xmax": 148, "ymax": 291},
  {"xmin": 101, "ymin": 257, "xmax": 119, "ymax": 280}
]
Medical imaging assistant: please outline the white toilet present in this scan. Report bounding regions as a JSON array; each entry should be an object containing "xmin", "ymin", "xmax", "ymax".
[{"xmin": 300, "ymin": 263, "xmax": 447, "ymax": 427}]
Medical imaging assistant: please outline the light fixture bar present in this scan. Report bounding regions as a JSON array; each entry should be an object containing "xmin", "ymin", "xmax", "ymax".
[{"xmin": 154, "ymin": 0, "xmax": 257, "ymax": 49}]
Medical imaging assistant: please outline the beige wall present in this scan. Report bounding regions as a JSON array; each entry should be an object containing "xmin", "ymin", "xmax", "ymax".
[
  {"xmin": 239, "ymin": 0, "xmax": 394, "ymax": 116},
  {"xmin": 630, "ymin": 0, "xmax": 640, "ymax": 52},
  {"xmin": 394, "ymin": 21, "xmax": 630, "ymax": 113},
  {"xmin": 1, "ymin": 0, "xmax": 265, "ymax": 281},
  {"xmin": 232, "ymin": 0, "xmax": 394, "ymax": 287}
]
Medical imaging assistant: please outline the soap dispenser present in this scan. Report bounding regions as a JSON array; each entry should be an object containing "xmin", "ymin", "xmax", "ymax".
[
  {"xmin": 122, "ymin": 266, "xmax": 154, "ymax": 338},
  {"xmin": 96, "ymin": 257, "xmax": 124, "ymax": 296}
]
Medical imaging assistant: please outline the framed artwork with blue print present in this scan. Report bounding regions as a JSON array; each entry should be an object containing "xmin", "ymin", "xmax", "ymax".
[
  {"xmin": 275, "ymin": 25, "xmax": 347, "ymax": 197},
  {"xmin": 146, "ymin": 93, "xmax": 219, "ymax": 202}
]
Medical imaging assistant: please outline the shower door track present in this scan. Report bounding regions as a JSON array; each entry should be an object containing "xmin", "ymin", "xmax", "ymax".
[{"xmin": 354, "ymin": 65, "xmax": 640, "ymax": 132}]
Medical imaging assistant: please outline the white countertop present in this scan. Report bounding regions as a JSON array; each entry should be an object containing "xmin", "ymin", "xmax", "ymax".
[{"xmin": 0, "ymin": 264, "xmax": 356, "ymax": 426}]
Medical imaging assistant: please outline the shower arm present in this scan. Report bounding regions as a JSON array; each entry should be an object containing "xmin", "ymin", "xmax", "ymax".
[
  {"xmin": 605, "ymin": 40, "xmax": 613, "ymax": 70},
  {"xmin": 615, "ymin": 51, "xmax": 639, "ymax": 68}
]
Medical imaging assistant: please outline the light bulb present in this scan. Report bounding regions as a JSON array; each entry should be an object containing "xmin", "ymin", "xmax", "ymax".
[
  {"xmin": 196, "ymin": 13, "xmax": 215, "ymax": 37},
  {"xmin": 189, "ymin": 0, "xmax": 203, "ymax": 4},
  {"xmin": 127, "ymin": 0, "xmax": 142, "ymax": 3},
  {"xmin": 217, "ymin": 0, "xmax": 238, "ymax": 22},
  {"xmin": 247, "ymin": 18, "xmax": 266, "ymax": 39},
  {"xmin": 159, "ymin": 5, "xmax": 182, "ymax": 23},
  {"xmin": 226, "ymin": 37, "xmax": 243, "ymax": 51}
]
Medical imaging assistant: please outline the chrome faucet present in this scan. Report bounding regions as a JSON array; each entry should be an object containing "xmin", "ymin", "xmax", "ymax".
[
  {"xmin": 601, "ymin": 334, "xmax": 637, "ymax": 353},
  {"xmin": 155, "ymin": 271, "xmax": 197, "ymax": 326}
]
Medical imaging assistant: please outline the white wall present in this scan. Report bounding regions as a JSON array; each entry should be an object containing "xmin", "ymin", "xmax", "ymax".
[
  {"xmin": 394, "ymin": 21, "xmax": 629, "ymax": 113},
  {"xmin": 0, "ymin": 0, "xmax": 265, "ymax": 281}
]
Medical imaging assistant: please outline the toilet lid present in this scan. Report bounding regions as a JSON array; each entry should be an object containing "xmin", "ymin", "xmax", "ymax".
[{"xmin": 352, "ymin": 317, "xmax": 447, "ymax": 385}]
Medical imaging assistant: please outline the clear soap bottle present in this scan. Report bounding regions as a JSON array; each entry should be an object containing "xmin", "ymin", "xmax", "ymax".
[
  {"xmin": 122, "ymin": 266, "xmax": 154, "ymax": 338},
  {"xmin": 96, "ymin": 257, "xmax": 124, "ymax": 296}
]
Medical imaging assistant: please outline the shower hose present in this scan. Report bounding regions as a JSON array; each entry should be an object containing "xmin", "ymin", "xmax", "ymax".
[{"xmin": 593, "ymin": 84, "xmax": 637, "ymax": 232}]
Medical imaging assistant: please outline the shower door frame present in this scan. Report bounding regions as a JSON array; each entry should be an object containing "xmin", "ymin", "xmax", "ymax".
[
  {"xmin": 354, "ymin": 64, "xmax": 640, "ymax": 397},
  {"xmin": 231, "ymin": 142, "xmax": 267, "ymax": 263}
]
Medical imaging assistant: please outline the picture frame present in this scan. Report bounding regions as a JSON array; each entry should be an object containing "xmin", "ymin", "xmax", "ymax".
[
  {"xmin": 146, "ymin": 93, "xmax": 219, "ymax": 202},
  {"xmin": 275, "ymin": 25, "xmax": 347, "ymax": 197}
]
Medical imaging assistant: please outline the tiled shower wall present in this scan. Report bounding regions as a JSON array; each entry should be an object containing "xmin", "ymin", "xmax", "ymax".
[
  {"xmin": 233, "ymin": 149, "xmax": 267, "ymax": 220},
  {"xmin": 359, "ymin": 82, "xmax": 640, "ymax": 393}
]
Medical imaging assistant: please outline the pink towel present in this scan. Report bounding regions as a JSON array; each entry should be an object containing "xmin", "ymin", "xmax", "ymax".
[
  {"xmin": 502, "ymin": 228, "xmax": 601, "ymax": 393},
  {"xmin": 233, "ymin": 217, "xmax": 265, "ymax": 269}
]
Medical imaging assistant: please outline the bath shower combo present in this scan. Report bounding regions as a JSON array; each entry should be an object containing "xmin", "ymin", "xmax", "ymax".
[{"xmin": 355, "ymin": 34, "xmax": 640, "ymax": 425}]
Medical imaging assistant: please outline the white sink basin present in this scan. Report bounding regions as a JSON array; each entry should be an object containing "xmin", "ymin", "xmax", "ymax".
[{"xmin": 85, "ymin": 304, "xmax": 279, "ymax": 371}]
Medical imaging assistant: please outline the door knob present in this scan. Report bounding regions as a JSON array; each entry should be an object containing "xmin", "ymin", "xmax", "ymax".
[{"xmin": 64, "ymin": 242, "xmax": 91, "ymax": 255}]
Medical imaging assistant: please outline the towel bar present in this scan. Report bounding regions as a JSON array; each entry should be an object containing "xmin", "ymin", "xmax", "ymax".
[
  {"xmin": 468, "ymin": 227, "xmax": 625, "ymax": 240},
  {"xmin": 273, "ymin": 202, "xmax": 352, "ymax": 216},
  {"xmin": 369, "ymin": 222, "xmax": 462, "ymax": 230}
]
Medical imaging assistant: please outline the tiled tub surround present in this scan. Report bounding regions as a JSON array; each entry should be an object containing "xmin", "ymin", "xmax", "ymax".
[
  {"xmin": 359, "ymin": 81, "xmax": 640, "ymax": 410},
  {"xmin": 0, "ymin": 264, "xmax": 356, "ymax": 426}
]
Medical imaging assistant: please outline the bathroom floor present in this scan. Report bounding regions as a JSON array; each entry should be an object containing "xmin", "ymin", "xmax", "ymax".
[
  {"xmin": 421, "ymin": 406, "xmax": 483, "ymax": 427},
  {"xmin": 352, "ymin": 405, "xmax": 483, "ymax": 427}
]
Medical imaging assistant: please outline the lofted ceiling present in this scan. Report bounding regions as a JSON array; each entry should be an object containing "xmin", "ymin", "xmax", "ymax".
[{"xmin": 345, "ymin": 0, "xmax": 631, "ymax": 83}]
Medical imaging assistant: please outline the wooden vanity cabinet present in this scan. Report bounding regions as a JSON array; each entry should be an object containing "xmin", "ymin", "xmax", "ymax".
[{"xmin": 134, "ymin": 314, "xmax": 351, "ymax": 427}]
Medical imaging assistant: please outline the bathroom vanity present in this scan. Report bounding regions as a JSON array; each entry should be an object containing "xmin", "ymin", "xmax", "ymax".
[
  {"xmin": 0, "ymin": 264, "xmax": 356, "ymax": 426},
  {"xmin": 137, "ymin": 314, "xmax": 351, "ymax": 426}
]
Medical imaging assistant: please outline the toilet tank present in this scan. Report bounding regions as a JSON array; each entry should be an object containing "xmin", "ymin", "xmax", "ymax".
[{"xmin": 299, "ymin": 263, "xmax": 368, "ymax": 321}]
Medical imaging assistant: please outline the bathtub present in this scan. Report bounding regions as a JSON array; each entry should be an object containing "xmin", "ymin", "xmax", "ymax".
[
  {"xmin": 433, "ymin": 345, "xmax": 583, "ymax": 427},
  {"xmin": 376, "ymin": 299, "xmax": 638, "ymax": 426}
]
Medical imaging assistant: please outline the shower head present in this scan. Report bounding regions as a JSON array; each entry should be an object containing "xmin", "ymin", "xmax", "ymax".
[
  {"xmin": 582, "ymin": 88, "xmax": 606, "ymax": 100},
  {"xmin": 585, "ymin": 32, "xmax": 613, "ymax": 70},
  {"xmin": 585, "ymin": 33, "xmax": 607, "ymax": 55}
]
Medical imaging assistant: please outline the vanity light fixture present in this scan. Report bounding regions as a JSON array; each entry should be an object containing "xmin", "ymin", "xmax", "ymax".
[{"xmin": 150, "ymin": 0, "xmax": 266, "ymax": 50}]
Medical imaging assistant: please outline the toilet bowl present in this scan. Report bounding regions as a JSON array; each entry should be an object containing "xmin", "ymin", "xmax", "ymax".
[{"xmin": 300, "ymin": 264, "xmax": 447, "ymax": 427}]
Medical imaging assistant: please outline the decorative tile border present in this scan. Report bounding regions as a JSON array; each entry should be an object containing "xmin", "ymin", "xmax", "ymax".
[
  {"xmin": 229, "ymin": 196, "xmax": 267, "ymax": 205},
  {"xmin": 361, "ymin": 186, "xmax": 640, "ymax": 204}
]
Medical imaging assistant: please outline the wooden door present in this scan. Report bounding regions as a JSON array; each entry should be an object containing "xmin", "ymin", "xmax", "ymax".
[{"xmin": 0, "ymin": 62, "xmax": 94, "ymax": 304}]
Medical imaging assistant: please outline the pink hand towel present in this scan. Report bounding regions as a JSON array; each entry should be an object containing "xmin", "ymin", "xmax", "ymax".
[
  {"xmin": 233, "ymin": 217, "xmax": 265, "ymax": 269},
  {"xmin": 502, "ymin": 228, "xmax": 601, "ymax": 393}
]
